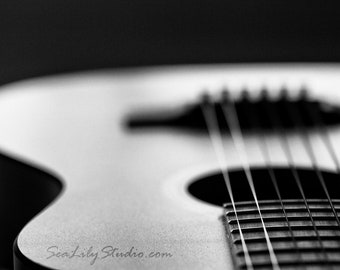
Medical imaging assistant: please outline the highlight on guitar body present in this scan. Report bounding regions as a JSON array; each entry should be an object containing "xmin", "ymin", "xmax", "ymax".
[{"xmin": 0, "ymin": 64, "xmax": 339, "ymax": 269}]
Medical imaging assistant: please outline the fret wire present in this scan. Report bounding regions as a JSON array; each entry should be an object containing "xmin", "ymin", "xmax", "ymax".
[
  {"xmin": 200, "ymin": 95, "xmax": 254, "ymax": 270},
  {"xmin": 300, "ymin": 93, "xmax": 340, "ymax": 228},
  {"xmin": 221, "ymin": 91, "xmax": 280, "ymax": 270},
  {"xmin": 263, "ymin": 90, "xmax": 331, "ymax": 267},
  {"xmin": 241, "ymin": 92, "xmax": 304, "ymax": 265}
]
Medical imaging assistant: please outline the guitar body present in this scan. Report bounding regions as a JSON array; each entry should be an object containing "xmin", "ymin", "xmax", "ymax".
[{"xmin": 1, "ymin": 64, "xmax": 340, "ymax": 269}]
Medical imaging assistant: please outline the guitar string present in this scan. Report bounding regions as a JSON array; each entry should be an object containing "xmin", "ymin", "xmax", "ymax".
[
  {"xmin": 240, "ymin": 91, "xmax": 304, "ymax": 265},
  {"xmin": 220, "ymin": 91, "xmax": 281, "ymax": 270},
  {"xmin": 262, "ymin": 90, "xmax": 331, "ymax": 267},
  {"xmin": 284, "ymin": 91, "xmax": 340, "ymax": 269},
  {"xmin": 299, "ymin": 92, "xmax": 340, "ymax": 228},
  {"xmin": 282, "ymin": 93, "xmax": 335, "ymax": 268},
  {"xmin": 200, "ymin": 95, "xmax": 254, "ymax": 270},
  {"xmin": 201, "ymin": 88, "xmax": 337, "ymax": 269}
]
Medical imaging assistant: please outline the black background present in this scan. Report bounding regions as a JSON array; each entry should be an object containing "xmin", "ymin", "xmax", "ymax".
[{"xmin": 1, "ymin": 0, "xmax": 340, "ymax": 85}]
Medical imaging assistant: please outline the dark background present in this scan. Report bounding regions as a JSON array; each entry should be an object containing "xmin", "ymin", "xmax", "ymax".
[{"xmin": 1, "ymin": 0, "xmax": 340, "ymax": 85}]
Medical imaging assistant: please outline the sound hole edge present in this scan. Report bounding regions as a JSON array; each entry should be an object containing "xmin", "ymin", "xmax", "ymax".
[{"xmin": 188, "ymin": 167, "xmax": 340, "ymax": 207}]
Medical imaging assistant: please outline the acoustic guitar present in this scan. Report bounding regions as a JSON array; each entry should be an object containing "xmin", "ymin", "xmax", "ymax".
[{"xmin": 1, "ymin": 64, "xmax": 340, "ymax": 269}]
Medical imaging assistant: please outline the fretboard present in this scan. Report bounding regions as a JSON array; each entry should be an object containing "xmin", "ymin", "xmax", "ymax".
[{"xmin": 224, "ymin": 199, "xmax": 340, "ymax": 269}]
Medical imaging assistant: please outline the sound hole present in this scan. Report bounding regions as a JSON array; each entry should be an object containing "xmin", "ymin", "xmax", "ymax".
[{"xmin": 188, "ymin": 167, "xmax": 340, "ymax": 206}]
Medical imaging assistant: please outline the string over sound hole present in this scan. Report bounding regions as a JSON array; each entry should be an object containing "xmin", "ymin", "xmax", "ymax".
[
  {"xmin": 188, "ymin": 168, "xmax": 340, "ymax": 206},
  {"xmin": 188, "ymin": 167, "xmax": 340, "ymax": 206}
]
